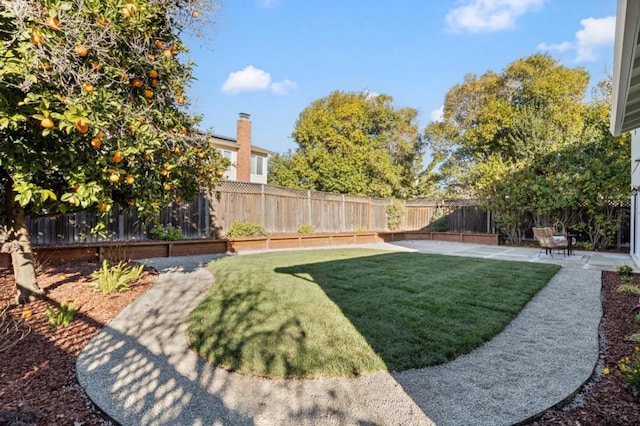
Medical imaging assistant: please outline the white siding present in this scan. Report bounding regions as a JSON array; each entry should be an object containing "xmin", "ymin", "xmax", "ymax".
[{"xmin": 218, "ymin": 149, "xmax": 237, "ymax": 181}]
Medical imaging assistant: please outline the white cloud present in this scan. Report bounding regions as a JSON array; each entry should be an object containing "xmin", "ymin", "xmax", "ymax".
[
  {"xmin": 536, "ymin": 41, "xmax": 573, "ymax": 53},
  {"xmin": 446, "ymin": 0, "xmax": 546, "ymax": 33},
  {"xmin": 221, "ymin": 66, "xmax": 297, "ymax": 95},
  {"xmin": 537, "ymin": 16, "xmax": 615, "ymax": 63},
  {"xmin": 221, "ymin": 66, "xmax": 271, "ymax": 94},
  {"xmin": 430, "ymin": 105, "xmax": 444, "ymax": 123},
  {"xmin": 270, "ymin": 79, "xmax": 297, "ymax": 95},
  {"xmin": 575, "ymin": 16, "xmax": 615, "ymax": 62}
]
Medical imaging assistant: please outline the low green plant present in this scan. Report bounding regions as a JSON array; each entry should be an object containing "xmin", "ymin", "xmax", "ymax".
[
  {"xmin": 91, "ymin": 260, "xmax": 144, "ymax": 295},
  {"xmin": 616, "ymin": 264, "xmax": 634, "ymax": 276},
  {"xmin": 616, "ymin": 284, "xmax": 640, "ymax": 296},
  {"xmin": 150, "ymin": 224, "xmax": 184, "ymax": 241},
  {"xmin": 225, "ymin": 221, "xmax": 268, "ymax": 237},
  {"xmin": 635, "ymin": 315, "xmax": 640, "ymax": 327},
  {"xmin": 45, "ymin": 300, "xmax": 77, "ymax": 328},
  {"xmin": 575, "ymin": 241, "xmax": 594, "ymax": 251},
  {"xmin": 297, "ymin": 224, "xmax": 314, "ymax": 234},
  {"xmin": 386, "ymin": 200, "xmax": 405, "ymax": 231},
  {"xmin": 429, "ymin": 213, "xmax": 449, "ymax": 232},
  {"xmin": 618, "ymin": 351, "xmax": 640, "ymax": 398}
]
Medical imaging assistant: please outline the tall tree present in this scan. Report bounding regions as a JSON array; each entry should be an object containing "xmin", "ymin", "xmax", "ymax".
[
  {"xmin": 0, "ymin": 0, "xmax": 227, "ymax": 303},
  {"xmin": 425, "ymin": 54, "xmax": 590, "ymax": 196},
  {"xmin": 269, "ymin": 90, "xmax": 433, "ymax": 198}
]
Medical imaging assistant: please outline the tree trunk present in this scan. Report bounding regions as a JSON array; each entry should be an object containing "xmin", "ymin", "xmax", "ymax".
[{"xmin": 4, "ymin": 197, "xmax": 43, "ymax": 304}]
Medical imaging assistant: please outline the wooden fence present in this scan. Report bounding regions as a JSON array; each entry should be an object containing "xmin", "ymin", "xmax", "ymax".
[{"xmin": 25, "ymin": 181, "xmax": 491, "ymax": 245}]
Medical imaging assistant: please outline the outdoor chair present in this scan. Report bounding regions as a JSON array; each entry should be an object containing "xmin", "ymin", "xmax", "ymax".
[{"xmin": 532, "ymin": 226, "xmax": 568, "ymax": 257}]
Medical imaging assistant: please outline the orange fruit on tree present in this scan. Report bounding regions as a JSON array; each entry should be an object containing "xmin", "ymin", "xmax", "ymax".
[
  {"xmin": 90, "ymin": 138, "xmax": 102, "ymax": 148},
  {"xmin": 143, "ymin": 89, "xmax": 153, "ymax": 98},
  {"xmin": 163, "ymin": 183, "xmax": 172, "ymax": 191},
  {"xmin": 154, "ymin": 39, "xmax": 164, "ymax": 48},
  {"xmin": 112, "ymin": 151, "xmax": 123, "ymax": 163},
  {"xmin": 151, "ymin": 79, "xmax": 159, "ymax": 87},
  {"xmin": 74, "ymin": 44, "xmax": 88, "ymax": 57},
  {"xmin": 162, "ymin": 49, "xmax": 172, "ymax": 58},
  {"xmin": 177, "ymin": 96, "xmax": 185, "ymax": 105},
  {"xmin": 131, "ymin": 78, "xmax": 143, "ymax": 88},
  {"xmin": 160, "ymin": 169, "xmax": 168, "ymax": 176},
  {"xmin": 96, "ymin": 130, "xmax": 104, "ymax": 139},
  {"xmin": 30, "ymin": 31, "xmax": 45, "ymax": 46},
  {"xmin": 109, "ymin": 172, "xmax": 120, "ymax": 183},
  {"xmin": 97, "ymin": 16, "xmax": 109, "ymax": 27},
  {"xmin": 82, "ymin": 82, "xmax": 94, "ymax": 93},
  {"xmin": 40, "ymin": 117, "xmax": 54, "ymax": 129},
  {"xmin": 192, "ymin": 10, "xmax": 200, "ymax": 18},
  {"xmin": 41, "ymin": 61, "xmax": 51, "ymax": 71},
  {"xmin": 149, "ymin": 70, "xmax": 159, "ymax": 78},
  {"xmin": 46, "ymin": 16, "xmax": 61, "ymax": 30},
  {"xmin": 99, "ymin": 203, "xmax": 109, "ymax": 212},
  {"xmin": 121, "ymin": 3, "xmax": 137, "ymax": 17},
  {"xmin": 125, "ymin": 175, "xmax": 135, "ymax": 184},
  {"xmin": 75, "ymin": 119, "xmax": 89, "ymax": 133},
  {"xmin": 128, "ymin": 199, "xmax": 136, "ymax": 206}
]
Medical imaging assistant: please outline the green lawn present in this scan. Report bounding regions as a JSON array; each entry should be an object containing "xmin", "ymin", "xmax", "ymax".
[{"xmin": 187, "ymin": 249, "xmax": 559, "ymax": 378}]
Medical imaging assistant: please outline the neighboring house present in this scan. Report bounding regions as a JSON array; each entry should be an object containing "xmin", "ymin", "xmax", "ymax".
[
  {"xmin": 211, "ymin": 113, "xmax": 273, "ymax": 184},
  {"xmin": 611, "ymin": 0, "xmax": 640, "ymax": 265}
]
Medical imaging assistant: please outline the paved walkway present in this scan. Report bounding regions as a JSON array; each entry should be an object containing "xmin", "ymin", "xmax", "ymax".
[{"xmin": 76, "ymin": 241, "xmax": 634, "ymax": 425}]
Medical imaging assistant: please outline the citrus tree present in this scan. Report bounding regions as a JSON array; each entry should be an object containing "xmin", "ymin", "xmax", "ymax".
[{"xmin": 0, "ymin": 0, "xmax": 228, "ymax": 303}]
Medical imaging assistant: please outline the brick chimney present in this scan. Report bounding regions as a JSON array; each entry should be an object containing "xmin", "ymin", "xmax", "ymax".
[{"xmin": 236, "ymin": 112, "xmax": 252, "ymax": 182}]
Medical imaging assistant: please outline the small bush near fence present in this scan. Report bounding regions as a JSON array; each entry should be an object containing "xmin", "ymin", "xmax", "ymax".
[
  {"xmin": 225, "ymin": 221, "xmax": 268, "ymax": 238},
  {"xmin": 297, "ymin": 224, "xmax": 315, "ymax": 234},
  {"xmin": 149, "ymin": 225, "xmax": 184, "ymax": 241},
  {"xmin": 386, "ymin": 200, "xmax": 406, "ymax": 231}
]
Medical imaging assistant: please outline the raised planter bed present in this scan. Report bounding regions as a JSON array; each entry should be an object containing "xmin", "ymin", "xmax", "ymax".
[{"xmin": 0, "ymin": 231, "xmax": 500, "ymax": 268}]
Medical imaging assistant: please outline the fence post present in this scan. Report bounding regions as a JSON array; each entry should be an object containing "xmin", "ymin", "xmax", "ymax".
[
  {"xmin": 307, "ymin": 190, "xmax": 312, "ymax": 227},
  {"xmin": 367, "ymin": 197, "xmax": 371, "ymax": 231},
  {"xmin": 341, "ymin": 194, "xmax": 346, "ymax": 232},
  {"xmin": 261, "ymin": 184, "xmax": 265, "ymax": 228}
]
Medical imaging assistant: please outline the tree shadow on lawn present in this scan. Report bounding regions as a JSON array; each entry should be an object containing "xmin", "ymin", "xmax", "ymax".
[{"xmin": 274, "ymin": 251, "xmax": 559, "ymax": 373}]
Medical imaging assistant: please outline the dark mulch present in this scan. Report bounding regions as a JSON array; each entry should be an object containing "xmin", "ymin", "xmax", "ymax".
[
  {"xmin": 0, "ymin": 261, "xmax": 157, "ymax": 426},
  {"xmin": 1, "ymin": 262, "xmax": 640, "ymax": 424}
]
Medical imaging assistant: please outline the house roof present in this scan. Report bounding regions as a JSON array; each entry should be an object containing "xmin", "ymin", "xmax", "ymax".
[
  {"xmin": 611, "ymin": 0, "xmax": 640, "ymax": 135},
  {"xmin": 209, "ymin": 134, "xmax": 275, "ymax": 156}
]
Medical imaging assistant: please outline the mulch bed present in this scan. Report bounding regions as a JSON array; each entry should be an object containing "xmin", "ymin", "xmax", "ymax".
[
  {"xmin": 1, "ymin": 261, "xmax": 640, "ymax": 424},
  {"xmin": 0, "ymin": 261, "xmax": 157, "ymax": 426}
]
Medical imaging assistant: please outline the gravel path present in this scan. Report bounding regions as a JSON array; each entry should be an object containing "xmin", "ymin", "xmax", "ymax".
[{"xmin": 77, "ymin": 246, "xmax": 603, "ymax": 425}]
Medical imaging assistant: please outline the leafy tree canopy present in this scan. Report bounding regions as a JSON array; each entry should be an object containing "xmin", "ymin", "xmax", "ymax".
[
  {"xmin": 269, "ymin": 90, "xmax": 435, "ymax": 199},
  {"xmin": 425, "ymin": 53, "xmax": 590, "ymax": 197}
]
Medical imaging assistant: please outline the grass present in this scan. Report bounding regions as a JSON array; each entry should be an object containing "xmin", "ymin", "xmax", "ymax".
[{"xmin": 187, "ymin": 249, "xmax": 560, "ymax": 378}]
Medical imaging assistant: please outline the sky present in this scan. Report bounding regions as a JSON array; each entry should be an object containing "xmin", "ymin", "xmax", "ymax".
[{"xmin": 182, "ymin": 0, "xmax": 617, "ymax": 155}]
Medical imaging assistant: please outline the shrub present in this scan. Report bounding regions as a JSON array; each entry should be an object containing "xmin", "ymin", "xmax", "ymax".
[
  {"xmin": 150, "ymin": 224, "xmax": 184, "ymax": 241},
  {"xmin": 45, "ymin": 300, "xmax": 77, "ymax": 328},
  {"xmin": 91, "ymin": 260, "xmax": 144, "ymax": 295},
  {"xmin": 225, "ymin": 221, "xmax": 268, "ymax": 237},
  {"xmin": 297, "ymin": 224, "xmax": 314, "ymax": 234},
  {"xmin": 618, "ymin": 352, "xmax": 640, "ymax": 398},
  {"xmin": 575, "ymin": 241, "xmax": 594, "ymax": 251},
  {"xmin": 617, "ymin": 284, "xmax": 640, "ymax": 296},
  {"xmin": 386, "ymin": 200, "xmax": 405, "ymax": 231},
  {"xmin": 616, "ymin": 264, "xmax": 634, "ymax": 276},
  {"xmin": 429, "ymin": 213, "xmax": 449, "ymax": 232}
]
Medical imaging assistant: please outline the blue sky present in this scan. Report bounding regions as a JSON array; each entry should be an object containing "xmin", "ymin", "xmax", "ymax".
[{"xmin": 183, "ymin": 0, "xmax": 617, "ymax": 155}]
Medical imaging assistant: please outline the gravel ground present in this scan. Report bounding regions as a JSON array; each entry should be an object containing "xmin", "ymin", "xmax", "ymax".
[{"xmin": 77, "ymin": 248, "xmax": 602, "ymax": 426}]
